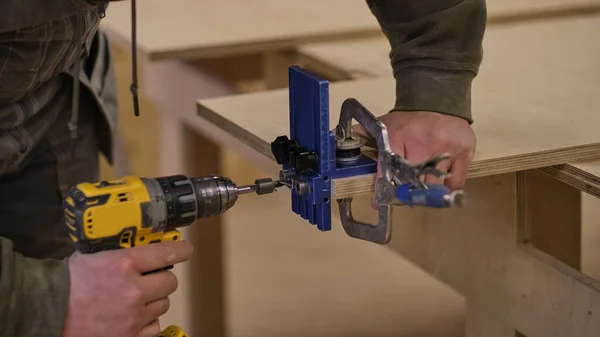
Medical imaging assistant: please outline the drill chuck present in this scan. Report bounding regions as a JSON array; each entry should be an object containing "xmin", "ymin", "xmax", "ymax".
[
  {"xmin": 191, "ymin": 175, "xmax": 240, "ymax": 217},
  {"xmin": 141, "ymin": 175, "xmax": 241, "ymax": 233}
]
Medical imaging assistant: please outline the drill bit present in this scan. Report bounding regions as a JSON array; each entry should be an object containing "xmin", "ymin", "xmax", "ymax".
[
  {"xmin": 236, "ymin": 185, "xmax": 257, "ymax": 195},
  {"xmin": 236, "ymin": 178, "xmax": 284, "ymax": 196}
]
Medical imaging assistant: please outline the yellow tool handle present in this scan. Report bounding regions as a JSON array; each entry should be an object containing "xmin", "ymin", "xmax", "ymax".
[{"xmin": 159, "ymin": 325, "xmax": 188, "ymax": 337}]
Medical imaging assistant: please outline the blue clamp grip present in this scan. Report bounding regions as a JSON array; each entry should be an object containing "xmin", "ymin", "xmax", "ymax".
[{"xmin": 396, "ymin": 183, "xmax": 453, "ymax": 208}]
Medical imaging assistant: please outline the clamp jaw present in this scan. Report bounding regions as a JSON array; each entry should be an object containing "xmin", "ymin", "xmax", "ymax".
[{"xmin": 270, "ymin": 66, "xmax": 464, "ymax": 244}]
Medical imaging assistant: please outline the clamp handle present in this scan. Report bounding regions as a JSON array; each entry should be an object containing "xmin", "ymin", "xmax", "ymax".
[{"xmin": 396, "ymin": 183, "xmax": 465, "ymax": 208}]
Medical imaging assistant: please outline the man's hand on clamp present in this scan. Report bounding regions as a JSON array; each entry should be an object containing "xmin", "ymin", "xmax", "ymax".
[{"xmin": 353, "ymin": 110, "xmax": 476, "ymax": 209}]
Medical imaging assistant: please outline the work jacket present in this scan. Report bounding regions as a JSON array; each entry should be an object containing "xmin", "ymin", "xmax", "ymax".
[
  {"xmin": 0, "ymin": 0, "xmax": 486, "ymax": 336},
  {"xmin": 0, "ymin": 1, "xmax": 117, "ymax": 336}
]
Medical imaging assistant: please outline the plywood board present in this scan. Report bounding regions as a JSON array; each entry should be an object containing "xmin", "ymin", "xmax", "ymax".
[
  {"xmin": 297, "ymin": 16, "xmax": 600, "ymax": 199},
  {"xmin": 575, "ymin": 160, "xmax": 600, "ymax": 178},
  {"xmin": 297, "ymin": 37, "xmax": 393, "ymax": 80},
  {"xmin": 297, "ymin": 15, "xmax": 600, "ymax": 198},
  {"xmin": 298, "ymin": 14, "xmax": 600, "ymax": 80},
  {"xmin": 540, "ymin": 160, "xmax": 600, "ymax": 198},
  {"xmin": 196, "ymin": 17, "xmax": 600, "ymax": 198},
  {"xmin": 100, "ymin": 0, "xmax": 381, "ymax": 60},
  {"xmin": 100, "ymin": 0, "xmax": 600, "ymax": 60}
]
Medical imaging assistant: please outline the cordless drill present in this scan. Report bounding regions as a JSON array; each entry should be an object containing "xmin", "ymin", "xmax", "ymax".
[
  {"xmin": 158, "ymin": 325, "xmax": 188, "ymax": 337},
  {"xmin": 63, "ymin": 174, "xmax": 280, "ymax": 253}
]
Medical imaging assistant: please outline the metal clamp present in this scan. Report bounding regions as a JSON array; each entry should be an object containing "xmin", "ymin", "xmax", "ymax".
[
  {"xmin": 335, "ymin": 98, "xmax": 397, "ymax": 244},
  {"xmin": 335, "ymin": 98, "xmax": 464, "ymax": 244}
]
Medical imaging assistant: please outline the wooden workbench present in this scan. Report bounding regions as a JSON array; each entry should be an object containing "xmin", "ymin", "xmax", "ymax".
[
  {"xmin": 295, "ymin": 13, "xmax": 600, "ymax": 282},
  {"xmin": 98, "ymin": 2, "xmax": 600, "ymax": 335},
  {"xmin": 195, "ymin": 15, "xmax": 600, "ymax": 336}
]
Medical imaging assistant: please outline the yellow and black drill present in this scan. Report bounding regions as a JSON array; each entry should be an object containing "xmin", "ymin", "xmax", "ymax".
[
  {"xmin": 63, "ymin": 174, "xmax": 280, "ymax": 253},
  {"xmin": 158, "ymin": 325, "xmax": 188, "ymax": 337},
  {"xmin": 62, "ymin": 174, "xmax": 280, "ymax": 335},
  {"xmin": 62, "ymin": 174, "xmax": 279, "ymax": 335}
]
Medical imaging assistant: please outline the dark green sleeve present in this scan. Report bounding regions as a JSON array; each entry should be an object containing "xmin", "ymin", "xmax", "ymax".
[
  {"xmin": 366, "ymin": 0, "xmax": 487, "ymax": 123},
  {"xmin": 0, "ymin": 237, "xmax": 70, "ymax": 337},
  {"xmin": 0, "ymin": 0, "xmax": 109, "ymax": 32}
]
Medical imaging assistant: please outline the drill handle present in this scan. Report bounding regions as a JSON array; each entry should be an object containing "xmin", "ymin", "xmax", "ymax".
[{"xmin": 140, "ymin": 229, "xmax": 180, "ymax": 275}]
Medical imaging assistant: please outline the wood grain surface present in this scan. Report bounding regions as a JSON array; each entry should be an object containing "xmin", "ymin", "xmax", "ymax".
[
  {"xmin": 99, "ymin": 0, "xmax": 600, "ymax": 60},
  {"xmin": 100, "ymin": 0, "xmax": 381, "ymax": 60},
  {"xmin": 196, "ymin": 16, "xmax": 600, "ymax": 198}
]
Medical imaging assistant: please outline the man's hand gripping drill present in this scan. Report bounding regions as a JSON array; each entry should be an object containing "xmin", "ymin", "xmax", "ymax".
[{"xmin": 62, "ymin": 174, "xmax": 282, "ymax": 337}]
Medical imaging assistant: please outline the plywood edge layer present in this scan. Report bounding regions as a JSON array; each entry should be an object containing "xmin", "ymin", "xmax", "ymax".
[
  {"xmin": 487, "ymin": 3, "xmax": 600, "ymax": 26},
  {"xmin": 197, "ymin": 102, "xmax": 275, "ymax": 159},
  {"xmin": 136, "ymin": 29, "xmax": 384, "ymax": 62},
  {"xmin": 296, "ymin": 4, "xmax": 600, "ymax": 70},
  {"xmin": 467, "ymin": 144, "xmax": 600, "ymax": 177},
  {"xmin": 296, "ymin": 51, "xmax": 374, "ymax": 81},
  {"xmin": 538, "ymin": 160, "xmax": 600, "ymax": 198},
  {"xmin": 332, "ymin": 144, "xmax": 600, "ymax": 199}
]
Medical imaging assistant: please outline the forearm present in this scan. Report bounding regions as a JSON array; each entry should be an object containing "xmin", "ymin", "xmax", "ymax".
[
  {"xmin": 0, "ymin": 0, "xmax": 109, "ymax": 32},
  {"xmin": 0, "ymin": 237, "xmax": 70, "ymax": 337},
  {"xmin": 366, "ymin": 0, "xmax": 487, "ymax": 123}
]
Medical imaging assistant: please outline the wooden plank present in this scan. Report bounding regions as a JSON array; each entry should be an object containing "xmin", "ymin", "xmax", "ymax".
[
  {"xmin": 195, "ymin": 73, "xmax": 600, "ymax": 191},
  {"xmin": 539, "ymin": 160, "xmax": 600, "ymax": 198},
  {"xmin": 196, "ymin": 16, "xmax": 600, "ymax": 199},
  {"xmin": 486, "ymin": 0, "xmax": 600, "ymax": 18},
  {"xmin": 374, "ymin": 171, "xmax": 600, "ymax": 337},
  {"xmin": 100, "ymin": 0, "xmax": 600, "ymax": 61},
  {"xmin": 517, "ymin": 170, "xmax": 582, "ymax": 270},
  {"xmin": 459, "ymin": 173, "xmax": 600, "ymax": 337},
  {"xmin": 297, "ymin": 37, "xmax": 394, "ymax": 81},
  {"xmin": 296, "ymin": 17, "xmax": 600, "ymax": 200},
  {"xmin": 101, "ymin": 0, "xmax": 382, "ymax": 61},
  {"xmin": 297, "ymin": 13, "xmax": 600, "ymax": 81},
  {"xmin": 337, "ymin": 173, "xmax": 594, "ymax": 336}
]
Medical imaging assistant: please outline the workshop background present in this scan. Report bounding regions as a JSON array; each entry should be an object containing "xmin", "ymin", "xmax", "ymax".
[{"xmin": 96, "ymin": 1, "xmax": 600, "ymax": 336}]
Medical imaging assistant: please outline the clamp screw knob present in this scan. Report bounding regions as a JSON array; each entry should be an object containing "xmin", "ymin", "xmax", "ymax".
[{"xmin": 271, "ymin": 136, "xmax": 296, "ymax": 165}]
